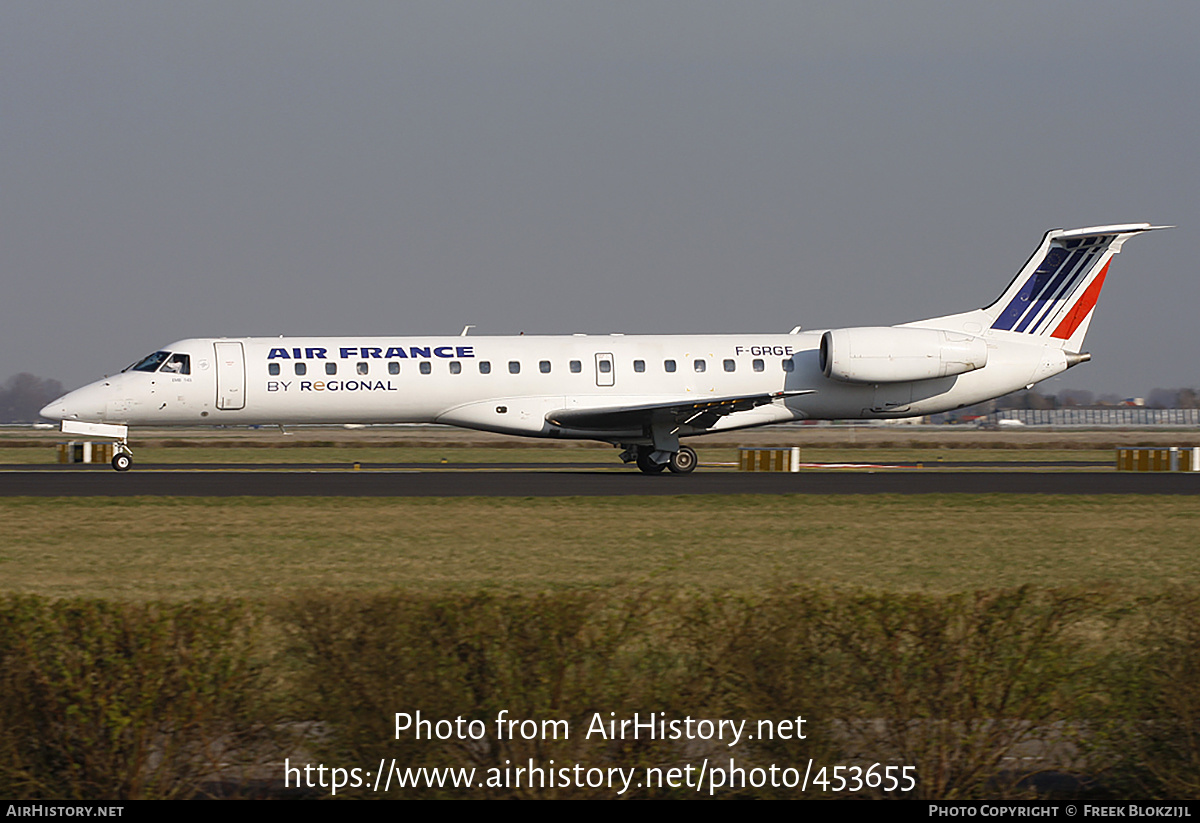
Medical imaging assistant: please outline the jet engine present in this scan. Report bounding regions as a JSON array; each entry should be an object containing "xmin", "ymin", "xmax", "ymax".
[{"xmin": 820, "ymin": 327, "xmax": 988, "ymax": 384}]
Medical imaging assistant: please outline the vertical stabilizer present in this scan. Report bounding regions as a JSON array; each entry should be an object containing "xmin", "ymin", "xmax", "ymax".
[{"xmin": 983, "ymin": 223, "xmax": 1169, "ymax": 351}]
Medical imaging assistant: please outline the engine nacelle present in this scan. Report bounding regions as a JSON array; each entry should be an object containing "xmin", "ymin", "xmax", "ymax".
[{"xmin": 820, "ymin": 327, "xmax": 988, "ymax": 384}]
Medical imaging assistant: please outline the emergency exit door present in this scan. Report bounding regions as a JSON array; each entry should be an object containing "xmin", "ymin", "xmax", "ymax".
[{"xmin": 595, "ymin": 352, "xmax": 615, "ymax": 387}]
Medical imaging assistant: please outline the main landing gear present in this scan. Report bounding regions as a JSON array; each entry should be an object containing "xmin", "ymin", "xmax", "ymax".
[
  {"xmin": 668, "ymin": 445, "xmax": 698, "ymax": 474},
  {"xmin": 111, "ymin": 441, "xmax": 133, "ymax": 472},
  {"xmin": 635, "ymin": 448, "xmax": 665, "ymax": 474},
  {"xmin": 629, "ymin": 445, "xmax": 698, "ymax": 475}
]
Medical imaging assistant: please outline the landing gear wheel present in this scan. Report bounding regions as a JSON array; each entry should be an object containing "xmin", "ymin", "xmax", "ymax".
[
  {"xmin": 668, "ymin": 446, "xmax": 698, "ymax": 474},
  {"xmin": 112, "ymin": 453, "xmax": 132, "ymax": 472},
  {"xmin": 636, "ymin": 448, "xmax": 666, "ymax": 474}
]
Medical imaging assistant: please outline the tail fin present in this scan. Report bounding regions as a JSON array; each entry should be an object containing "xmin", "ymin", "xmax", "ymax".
[{"xmin": 983, "ymin": 223, "xmax": 1170, "ymax": 351}]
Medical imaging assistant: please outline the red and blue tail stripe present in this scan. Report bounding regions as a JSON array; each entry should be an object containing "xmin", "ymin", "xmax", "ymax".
[
  {"xmin": 990, "ymin": 234, "xmax": 1109, "ymax": 335},
  {"xmin": 1048, "ymin": 259, "xmax": 1109, "ymax": 340}
]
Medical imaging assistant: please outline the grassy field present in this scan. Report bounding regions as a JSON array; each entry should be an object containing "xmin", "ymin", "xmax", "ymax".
[{"xmin": 2, "ymin": 494, "xmax": 1197, "ymax": 599}]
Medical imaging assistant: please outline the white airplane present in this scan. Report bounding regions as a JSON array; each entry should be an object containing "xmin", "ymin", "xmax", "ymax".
[{"xmin": 41, "ymin": 223, "xmax": 1167, "ymax": 473}]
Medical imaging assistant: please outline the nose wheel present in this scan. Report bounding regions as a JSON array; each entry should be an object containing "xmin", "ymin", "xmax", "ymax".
[{"xmin": 111, "ymin": 442, "xmax": 133, "ymax": 472}]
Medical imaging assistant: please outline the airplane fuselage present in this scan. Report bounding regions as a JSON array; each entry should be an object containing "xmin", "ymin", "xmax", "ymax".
[{"xmin": 48, "ymin": 331, "xmax": 1058, "ymax": 439}]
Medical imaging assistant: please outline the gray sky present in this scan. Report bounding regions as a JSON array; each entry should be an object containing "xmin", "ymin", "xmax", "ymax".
[{"xmin": 2, "ymin": 2, "xmax": 1195, "ymax": 397}]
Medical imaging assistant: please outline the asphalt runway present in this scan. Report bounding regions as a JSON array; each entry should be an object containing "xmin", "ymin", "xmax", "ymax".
[{"xmin": 2, "ymin": 468, "xmax": 1199, "ymax": 496}]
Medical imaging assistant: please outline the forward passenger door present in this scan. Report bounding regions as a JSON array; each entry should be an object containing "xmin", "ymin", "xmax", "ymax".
[{"xmin": 214, "ymin": 341, "xmax": 246, "ymax": 410}]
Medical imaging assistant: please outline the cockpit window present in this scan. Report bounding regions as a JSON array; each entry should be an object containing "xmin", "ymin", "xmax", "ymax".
[
  {"xmin": 123, "ymin": 351, "xmax": 191, "ymax": 374},
  {"xmin": 160, "ymin": 353, "xmax": 190, "ymax": 375},
  {"xmin": 127, "ymin": 351, "xmax": 171, "ymax": 373}
]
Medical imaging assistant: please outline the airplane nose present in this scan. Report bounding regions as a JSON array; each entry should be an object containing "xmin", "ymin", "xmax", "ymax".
[
  {"xmin": 39, "ymin": 398, "xmax": 67, "ymax": 421},
  {"xmin": 39, "ymin": 382, "xmax": 110, "ymax": 423}
]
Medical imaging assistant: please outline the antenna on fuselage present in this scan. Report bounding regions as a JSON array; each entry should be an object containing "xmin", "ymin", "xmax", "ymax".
[
  {"xmin": 460, "ymin": 325, "xmax": 475, "ymax": 336},
  {"xmin": 789, "ymin": 325, "xmax": 802, "ymax": 334}
]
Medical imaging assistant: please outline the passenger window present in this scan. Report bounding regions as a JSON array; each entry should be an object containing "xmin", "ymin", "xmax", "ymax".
[
  {"xmin": 420, "ymin": 362, "xmax": 432, "ymax": 374},
  {"xmin": 388, "ymin": 362, "xmax": 400, "ymax": 375},
  {"xmin": 450, "ymin": 361, "xmax": 462, "ymax": 374},
  {"xmin": 480, "ymin": 361, "xmax": 491, "ymax": 374},
  {"xmin": 356, "ymin": 362, "xmax": 368, "ymax": 375},
  {"xmin": 664, "ymin": 360, "xmax": 676, "ymax": 373},
  {"xmin": 570, "ymin": 360, "xmax": 582, "ymax": 373},
  {"xmin": 599, "ymin": 360, "xmax": 612, "ymax": 374},
  {"xmin": 509, "ymin": 361, "xmax": 521, "ymax": 374},
  {"xmin": 295, "ymin": 363, "xmax": 307, "ymax": 376},
  {"xmin": 539, "ymin": 360, "xmax": 551, "ymax": 374},
  {"xmin": 724, "ymin": 359, "xmax": 735, "ymax": 372},
  {"xmin": 633, "ymin": 360, "xmax": 645, "ymax": 373},
  {"xmin": 268, "ymin": 363, "xmax": 280, "ymax": 376},
  {"xmin": 753, "ymin": 359, "xmax": 765, "ymax": 372},
  {"xmin": 782, "ymin": 359, "xmax": 795, "ymax": 373},
  {"xmin": 695, "ymin": 360, "xmax": 706, "ymax": 373},
  {"xmin": 326, "ymin": 363, "xmax": 337, "ymax": 375}
]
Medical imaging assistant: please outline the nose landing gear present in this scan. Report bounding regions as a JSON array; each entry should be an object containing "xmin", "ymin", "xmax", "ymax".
[{"xmin": 111, "ymin": 441, "xmax": 133, "ymax": 472}]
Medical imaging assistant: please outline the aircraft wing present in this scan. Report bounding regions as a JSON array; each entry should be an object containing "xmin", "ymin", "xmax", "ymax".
[{"xmin": 546, "ymin": 389, "xmax": 815, "ymax": 432}]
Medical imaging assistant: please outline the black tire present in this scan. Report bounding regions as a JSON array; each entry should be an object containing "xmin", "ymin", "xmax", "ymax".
[
  {"xmin": 636, "ymin": 448, "xmax": 666, "ymax": 474},
  {"xmin": 668, "ymin": 446, "xmax": 698, "ymax": 474},
  {"xmin": 112, "ymin": 453, "xmax": 132, "ymax": 472}
]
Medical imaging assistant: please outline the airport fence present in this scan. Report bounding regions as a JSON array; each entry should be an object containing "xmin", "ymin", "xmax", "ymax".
[{"xmin": 996, "ymin": 408, "xmax": 1200, "ymax": 426}]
